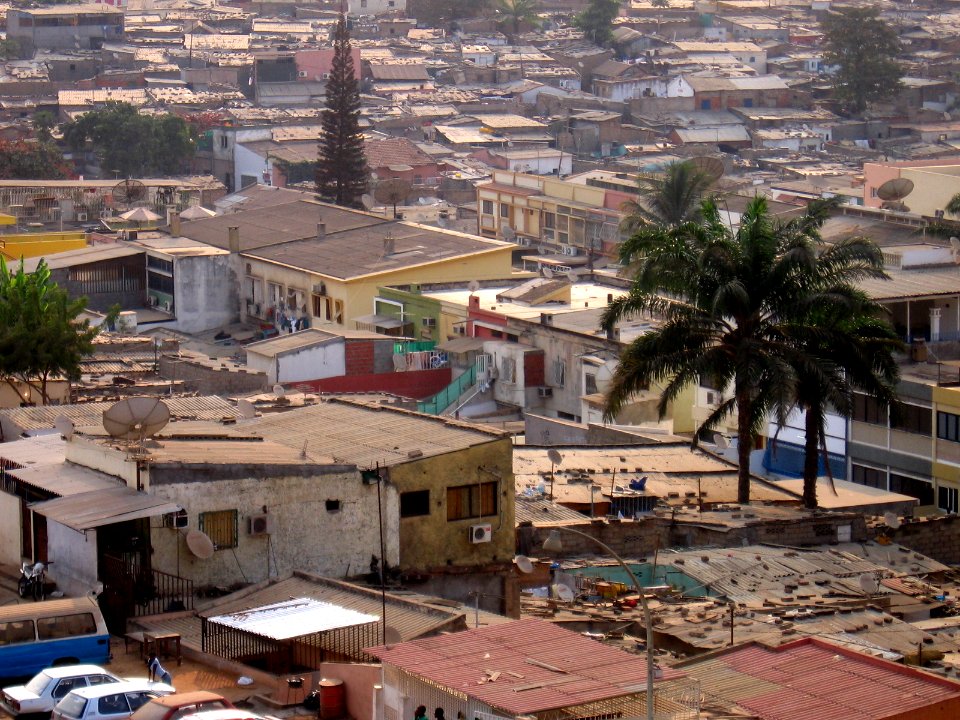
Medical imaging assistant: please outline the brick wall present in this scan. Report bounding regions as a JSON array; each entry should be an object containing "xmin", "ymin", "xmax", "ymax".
[
  {"xmin": 297, "ymin": 367, "xmax": 451, "ymax": 399},
  {"xmin": 344, "ymin": 339, "xmax": 375, "ymax": 376},
  {"xmin": 868, "ymin": 514, "xmax": 960, "ymax": 565},
  {"xmin": 159, "ymin": 355, "xmax": 266, "ymax": 395}
]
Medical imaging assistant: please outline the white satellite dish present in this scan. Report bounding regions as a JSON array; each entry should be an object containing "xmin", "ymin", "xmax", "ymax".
[
  {"xmin": 54, "ymin": 415, "xmax": 75, "ymax": 441},
  {"xmin": 858, "ymin": 573, "xmax": 880, "ymax": 594},
  {"xmin": 185, "ymin": 529, "xmax": 215, "ymax": 559},
  {"xmin": 103, "ymin": 397, "xmax": 170, "ymax": 440},
  {"xmin": 468, "ymin": 279, "xmax": 481, "ymax": 293},
  {"xmin": 237, "ymin": 399, "xmax": 256, "ymax": 419},
  {"xmin": 594, "ymin": 360, "xmax": 618, "ymax": 395},
  {"xmin": 543, "ymin": 266, "xmax": 555, "ymax": 279},
  {"xmin": 514, "ymin": 555, "xmax": 534, "ymax": 574},
  {"xmin": 883, "ymin": 512, "xmax": 901, "ymax": 530},
  {"xmin": 383, "ymin": 625, "xmax": 402, "ymax": 648},
  {"xmin": 555, "ymin": 584, "xmax": 575, "ymax": 602},
  {"xmin": 272, "ymin": 384, "xmax": 285, "ymax": 398},
  {"xmin": 547, "ymin": 449, "xmax": 563, "ymax": 466},
  {"xmin": 715, "ymin": 434, "xmax": 730, "ymax": 450},
  {"xmin": 501, "ymin": 224, "xmax": 516, "ymax": 242}
]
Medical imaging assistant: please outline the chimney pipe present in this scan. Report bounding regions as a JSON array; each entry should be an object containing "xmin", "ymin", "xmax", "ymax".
[
  {"xmin": 317, "ymin": 222, "xmax": 326, "ymax": 241},
  {"xmin": 169, "ymin": 211, "xmax": 181, "ymax": 237},
  {"xmin": 228, "ymin": 226, "xmax": 240, "ymax": 254}
]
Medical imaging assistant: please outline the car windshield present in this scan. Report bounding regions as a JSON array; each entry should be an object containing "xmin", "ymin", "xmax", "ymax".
[
  {"xmin": 56, "ymin": 695, "xmax": 87, "ymax": 719},
  {"xmin": 24, "ymin": 672, "xmax": 53, "ymax": 696}
]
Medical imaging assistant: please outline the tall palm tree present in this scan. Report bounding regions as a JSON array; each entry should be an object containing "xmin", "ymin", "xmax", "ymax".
[
  {"xmin": 495, "ymin": 0, "xmax": 540, "ymax": 41},
  {"xmin": 620, "ymin": 160, "xmax": 716, "ymax": 233},
  {"xmin": 601, "ymin": 196, "xmax": 858, "ymax": 503}
]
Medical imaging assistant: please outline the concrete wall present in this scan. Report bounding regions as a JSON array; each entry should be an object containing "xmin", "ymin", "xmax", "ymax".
[
  {"xmin": 0, "ymin": 491, "xmax": 20, "ymax": 565},
  {"xmin": 147, "ymin": 467, "xmax": 400, "ymax": 590},
  {"xmin": 46, "ymin": 521, "xmax": 98, "ymax": 597},
  {"xmin": 870, "ymin": 514, "xmax": 960, "ymax": 565},
  {"xmin": 174, "ymin": 253, "xmax": 238, "ymax": 334},
  {"xmin": 279, "ymin": 339, "xmax": 346, "ymax": 383},
  {"xmin": 318, "ymin": 663, "xmax": 381, "ymax": 720},
  {"xmin": 158, "ymin": 354, "xmax": 266, "ymax": 396}
]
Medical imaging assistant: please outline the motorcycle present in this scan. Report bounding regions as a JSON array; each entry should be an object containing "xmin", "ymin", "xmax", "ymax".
[{"xmin": 18, "ymin": 561, "xmax": 50, "ymax": 601}]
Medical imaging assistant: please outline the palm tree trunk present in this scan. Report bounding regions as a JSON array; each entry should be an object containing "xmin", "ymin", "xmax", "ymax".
[
  {"xmin": 802, "ymin": 407, "xmax": 819, "ymax": 509},
  {"xmin": 736, "ymin": 393, "xmax": 752, "ymax": 504}
]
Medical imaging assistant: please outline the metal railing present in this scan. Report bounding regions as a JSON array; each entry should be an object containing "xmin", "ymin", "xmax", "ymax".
[{"xmin": 418, "ymin": 365, "xmax": 476, "ymax": 414}]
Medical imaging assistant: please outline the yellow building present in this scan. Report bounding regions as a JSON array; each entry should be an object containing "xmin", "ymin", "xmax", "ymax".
[
  {"xmin": 0, "ymin": 231, "xmax": 87, "ymax": 262},
  {"xmin": 932, "ymin": 385, "xmax": 960, "ymax": 512}
]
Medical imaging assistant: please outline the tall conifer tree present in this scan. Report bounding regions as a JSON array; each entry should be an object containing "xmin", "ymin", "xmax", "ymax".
[{"xmin": 316, "ymin": 15, "xmax": 367, "ymax": 207}]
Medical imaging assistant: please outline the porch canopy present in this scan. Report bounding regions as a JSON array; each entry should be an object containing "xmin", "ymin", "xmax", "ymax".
[{"xmin": 29, "ymin": 486, "xmax": 181, "ymax": 531}]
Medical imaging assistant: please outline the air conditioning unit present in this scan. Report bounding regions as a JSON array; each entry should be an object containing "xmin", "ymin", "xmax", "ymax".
[
  {"xmin": 322, "ymin": 72, "xmax": 331, "ymax": 80},
  {"xmin": 163, "ymin": 510, "xmax": 188, "ymax": 529},
  {"xmin": 561, "ymin": 245, "xmax": 579, "ymax": 256},
  {"xmin": 469, "ymin": 523, "xmax": 493, "ymax": 543},
  {"xmin": 537, "ymin": 386, "xmax": 553, "ymax": 397},
  {"xmin": 248, "ymin": 513, "xmax": 275, "ymax": 536},
  {"xmin": 77, "ymin": 212, "xmax": 88, "ymax": 222},
  {"xmin": 422, "ymin": 317, "xmax": 437, "ymax": 327},
  {"xmin": 313, "ymin": 282, "xmax": 326, "ymax": 295},
  {"xmin": 298, "ymin": 70, "xmax": 308, "ymax": 78}
]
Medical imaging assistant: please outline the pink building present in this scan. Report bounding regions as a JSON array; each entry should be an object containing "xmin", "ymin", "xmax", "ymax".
[{"xmin": 294, "ymin": 48, "xmax": 361, "ymax": 82}]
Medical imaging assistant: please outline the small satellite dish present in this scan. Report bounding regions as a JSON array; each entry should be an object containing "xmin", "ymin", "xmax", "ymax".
[
  {"xmin": 689, "ymin": 155, "xmax": 725, "ymax": 183},
  {"xmin": 883, "ymin": 511, "xmax": 901, "ymax": 530},
  {"xmin": 54, "ymin": 415, "xmax": 75, "ymax": 441},
  {"xmin": 103, "ymin": 397, "xmax": 170, "ymax": 440},
  {"xmin": 715, "ymin": 434, "xmax": 730, "ymax": 450},
  {"xmin": 514, "ymin": 555, "xmax": 535, "ymax": 574},
  {"xmin": 594, "ymin": 360, "xmax": 619, "ymax": 395},
  {"xmin": 360, "ymin": 193, "xmax": 377, "ymax": 211},
  {"xmin": 501, "ymin": 225, "xmax": 516, "ymax": 242},
  {"xmin": 237, "ymin": 399, "xmax": 256, "ymax": 419},
  {"xmin": 272, "ymin": 384, "xmax": 285, "ymax": 398},
  {"xmin": 858, "ymin": 573, "xmax": 879, "ymax": 594},
  {"xmin": 383, "ymin": 626, "xmax": 402, "ymax": 647},
  {"xmin": 543, "ymin": 266, "xmax": 555, "ymax": 279},
  {"xmin": 185, "ymin": 529, "xmax": 215, "ymax": 559},
  {"xmin": 468, "ymin": 279, "xmax": 481, "ymax": 293},
  {"xmin": 547, "ymin": 449, "xmax": 564, "ymax": 466},
  {"xmin": 555, "ymin": 584, "xmax": 575, "ymax": 602}
]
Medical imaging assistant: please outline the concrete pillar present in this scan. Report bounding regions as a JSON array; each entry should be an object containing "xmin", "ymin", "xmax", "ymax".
[
  {"xmin": 228, "ymin": 226, "xmax": 244, "ymax": 323},
  {"xmin": 169, "ymin": 211, "xmax": 181, "ymax": 237}
]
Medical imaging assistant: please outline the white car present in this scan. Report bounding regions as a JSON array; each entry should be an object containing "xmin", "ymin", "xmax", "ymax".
[
  {"xmin": 1, "ymin": 666, "xmax": 121, "ymax": 717},
  {"xmin": 52, "ymin": 681, "xmax": 175, "ymax": 720}
]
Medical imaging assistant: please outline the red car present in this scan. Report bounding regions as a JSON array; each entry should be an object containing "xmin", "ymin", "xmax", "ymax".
[{"xmin": 128, "ymin": 693, "xmax": 234, "ymax": 720}]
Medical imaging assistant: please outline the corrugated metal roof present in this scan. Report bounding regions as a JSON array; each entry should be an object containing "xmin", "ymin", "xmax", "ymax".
[
  {"xmin": 30, "ymin": 485, "xmax": 181, "ymax": 531},
  {"xmin": 207, "ymin": 597, "xmax": 378, "ymax": 640},
  {"xmin": 681, "ymin": 638, "xmax": 960, "ymax": 720},
  {"xmin": 245, "ymin": 328, "xmax": 339, "ymax": 357},
  {"xmin": 369, "ymin": 618, "xmax": 684, "ymax": 716}
]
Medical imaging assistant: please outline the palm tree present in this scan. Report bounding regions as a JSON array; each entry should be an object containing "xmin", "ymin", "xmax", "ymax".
[
  {"xmin": 601, "ymin": 196, "xmax": 856, "ymax": 503},
  {"xmin": 620, "ymin": 160, "xmax": 715, "ymax": 233},
  {"xmin": 946, "ymin": 193, "xmax": 960, "ymax": 216},
  {"xmin": 495, "ymin": 0, "xmax": 540, "ymax": 41}
]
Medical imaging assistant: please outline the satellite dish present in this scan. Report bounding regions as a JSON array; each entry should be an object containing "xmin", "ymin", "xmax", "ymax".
[
  {"xmin": 501, "ymin": 225, "xmax": 516, "ymax": 242},
  {"xmin": 594, "ymin": 360, "xmax": 619, "ymax": 395},
  {"xmin": 360, "ymin": 193, "xmax": 377, "ymax": 211},
  {"xmin": 689, "ymin": 155, "xmax": 725, "ymax": 183},
  {"xmin": 468, "ymin": 279, "xmax": 481, "ymax": 293},
  {"xmin": 103, "ymin": 398, "xmax": 170, "ymax": 440},
  {"xmin": 883, "ymin": 511, "xmax": 901, "ymax": 530},
  {"xmin": 514, "ymin": 555, "xmax": 534, "ymax": 574},
  {"xmin": 566, "ymin": 269, "xmax": 581, "ymax": 283},
  {"xmin": 185, "ymin": 529, "xmax": 215, "ymax": 559},
  {"xmin": 54, "ymin": 415, "xmax": 75, "ymax": 441},
  {"xmin": 237, "ymin": 399, "xmax": 256, "ymax": 419},
  {"xmin": 542, "ymin": 266, "xmax": 555, "ymax": 279},
  {"xmin": 272, "ymin": 384, "xmax": 285, "ymax": 398},
  {"xmin": 383, "ymin": 626, "xmax": 402, "ymax": 648},
  {"xmin": 374, "ymin": 179, "xmax": 413, "ymax": 218},
  {"xmin": 555, "ymin": 584, "xmax": 575, "ymax": 602},
  {"xmin": 876, "ymin": 178, "xmax": 914, "ymax": 202},
  {"xmin": 547, "ymin": 449, "xmax": 563, "ymax": 466},
  {"xmin": 858, "ymin": 573, "xmax": 880, "ymax": 594},
  {"xmin": 112, "ymin": 178, "xmax": 147, "ymax": 206},
  {"xmin": 715, "ymin": 434, "xmax": 730, "ymax": 450}
]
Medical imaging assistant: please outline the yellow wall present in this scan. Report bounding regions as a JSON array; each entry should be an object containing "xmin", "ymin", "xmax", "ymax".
[
  {"xmin": 931, "ymin": 386, "xmax": 960, "ymax": 495},
  {"xmin": 900, "ymin": 167, "xmax": 960, "ymax": 217},
  {"xmin": 388, "ymin": 437, "xmax": 515, "ymax": 572},
  {"xmin": 0, "ymin": 232, "xmax": 87, "ymax": 261},
  {"xmin": 0, "ymin": 379, "xmax": 70, "ymax": 408}
]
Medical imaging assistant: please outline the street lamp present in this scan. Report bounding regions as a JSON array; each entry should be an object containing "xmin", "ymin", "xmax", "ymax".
[{"xmin": 540, "ymin": 526, "xmax": 656, "ymax": 720}]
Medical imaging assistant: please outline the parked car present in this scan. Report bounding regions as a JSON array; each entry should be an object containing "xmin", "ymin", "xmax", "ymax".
[
  {"xmin": 1, "ymin": 665, "xmax": 121, "ymax": 717},
  {"xmin": 52, "ymin": 681, "xmax": 175, "ymax": 720},
  {"xmin": 129, "ymin": 693, "xmax": 234, "ymax": 720}
]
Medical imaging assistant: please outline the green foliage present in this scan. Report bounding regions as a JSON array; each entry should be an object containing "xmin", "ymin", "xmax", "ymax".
[
  {"xmin": 408, "ymin": 0, "xmax": 491, "ymax": 27},
  {"xmin": 620, "ymin": 160, "xmax": 715, "ymax": 233},
  {"xmin": 822, "ymin": 7, "xmax": 903, "ymax": 115},
  {"xmin": 0, "ymin": 39, "xmax": 20, "ymax": 60},
  {"xmin": 946, "ymin": 193, "xmax": 960, "ymax": 216},
  {"xmin": 0, "ymin": 258, "xmax": 98, "ymax": 403},
  {"xmin": 0, "ymin": 140, "xmax": 70, "ymax": 179},
  {"xmin": 495, "ymin": 0, "xmax": 540, "ymax": 39},
  {"xmin": 62, "ymin": 102, "xmax": 195, "ymax": 178},
  {"xmin": 32, "ymin": 111, "xmax": 56, "ymax": 143},
  {"xmin": 651, "ymin": 0, "xmax": 669, "ymax": 7},
  {"xmin": 574, "ymin": 0, "xmax": 620, "ymax": 46},
  {"xmin": 602, "ymin": 197, "xmax": 895, "ymax": 503},
  {"xmin": 316, "ymin": 15, "xmax": 367, "ymax": 208}
]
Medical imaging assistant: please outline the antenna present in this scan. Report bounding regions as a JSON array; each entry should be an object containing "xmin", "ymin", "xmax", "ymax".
[
  {"xmin": 950, "ymin": 237, "xmax": 960, "ymax": 264},
  {"xmin": 468, "ymin": 279, "xmax": 481, "ymax": 294},
  {"xmin": 689, "ymin": 155, "xmax": 725, "ymax": 183},
  {"xmin": 858, "ymin": 573, "xmax": 881, "ymax": 595},
  {"xmin": 566, "ymin": 269, "xmax": 581, "ymax": 283},
  {"xmin": 500, "ymin": 224, "xmax": 516, "ymax": 242},
  {"xmin": 272, "ymin": 384, "xmax": 285, "ymax": 398},
  {"xmin": 102, "ymin": 397, "xmax": 170, "ymax": 442},
  {"xmin": 555, "ymin": 584, "xmax": 575, "ymax": 602},
  {"xmin": 237, "ymin": 399, "xmax": 256, "ymax": 418},
  {"xmin": 514, "ymin": 555, "xmax": 534, "ymax": 573},
  {"xmin": 594, "ymin": 360, "xmax": 618, "ymax": 395},
  {"xmin": 715, "ymin": 434, "xmax": 730, "ymax": 450},
  {"xmin": 883, "ymin": 511, "xmax": 901, "ymax": 530},
  {"xmin": 876, "ymin": 178, "xmax": 914, "ymax": 212},
  {"xmin": 185, "ymin": 529, "xmax": 215, "ymax": 559},
  {"xmin": 542, "ymin": 266, "xmax": 555, "ymax": 279},
  {"xmin": 54, "ymin": 415, "xmax": 75, "ymax": 441},
  {"xmin": 547, "ymin": 448, "xmax": 563, "ymax": 466}
]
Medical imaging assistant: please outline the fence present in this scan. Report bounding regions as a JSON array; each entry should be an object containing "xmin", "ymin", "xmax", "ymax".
[{"xmin": 418, "ymin": 365, "xmax": 476, "ymax": 414}]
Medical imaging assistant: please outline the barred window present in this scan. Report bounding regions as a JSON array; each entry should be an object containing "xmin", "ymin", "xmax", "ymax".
[{"xmin": 199, "ymin": 510, "xmax": 238, "ymax": 550}]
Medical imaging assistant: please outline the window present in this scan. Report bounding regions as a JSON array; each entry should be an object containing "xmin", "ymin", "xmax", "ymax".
[
  {"xmin": 742, "ymin": 98, "xmax": 753, "ymax": 108},
  {"xmin": 400, "ymin": 490, "xmax": 430, "ymax": 518},
  {"xmin": 447, "ymin": 482, "xmax": 498, "ymax": 521},
  {"xmin": 891, "ymin": 403, "xmax": 931, "ymax": 435},
  {"xmin": 325, "ymin": 499, "xmax": 340, "ymax": 512},
  {"xmin": 0, "ymin": 620, "xmax": 34, "ymax": 645},
  {"xmin": 98, "ymin": 694, "xmax": 130, "ymax": 716},
  {"xmin": 544, "ymin": 212, "xmax": 556, "ymax": 229},
  {"xmin": 53, "ymin": 678, "xmax": 86, "ymax": 699},
  {"xmin": 938, "ymin": 411, "xmax": 960, "ymax": 442},
  {"xmin": 851, "ymin": 464, "xmax": 885, "ymax": 489},
  {"xmin": 585, "ymin": 372, "xmax": 598, "ymax": 395},
  {"xmin": 126, "ymin": 693, "xmax": 153, "ymax": 712},
  {"xmin": 890, "ymin": 474, "xmax": 934, "ymax": 505},
  {"xmin": 853, "ymin": 393, "xmax": 886, "ymax": 425},
  {"xmin": 220, "ymin": 135, "xmax": 228, "ymax": 149},
  {"xmin": 37, "ymin": 613, "xmax": 96, "ymax": 640},
  {"xmin": 500, "ymin": 356, "xmax": 516, "ymax": 383},
  {"xmin": 500, "ymin": 203, "xmax": 510, "ymax": 218},
  {"xmin": 199, "ymin": 510, "xmax": 238, "ymax": 550},
  {"xmin": 482, "ymin": 200, "xmax": 493, "ymax": 215},
  {"xmin": 940, "ymin": 485, "xmax": 959, "ymax": 514},
  {"xmin": 552, "ymin": 359, "xmax": 565, "ymax": 388}
]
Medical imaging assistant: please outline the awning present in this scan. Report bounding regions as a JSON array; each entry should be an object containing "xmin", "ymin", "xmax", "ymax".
[
  {"xmin": 30, "ymin": 486, "xmax": 181, "ymax": 531},
  {"xmin": 207, "ymin": 597, "xmax": 378, "ymax": 640},
  {"xmin": 353, "ymin": 313, "xmax": 404, "ymax": 330}
]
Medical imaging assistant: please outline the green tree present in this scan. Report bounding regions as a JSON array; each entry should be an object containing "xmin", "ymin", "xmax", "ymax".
[
  {"xmin": 0, "ymin": 258, "xmax": 98, "ymax": 404},
  {"xmin": 0, "ymin": 140, "xmax": 70, "ymax": 179},
  {"xmin": 62, "ymin": 102, "xmax": 194, "ymax": 177},
  {"xmin": 32, "ymin": 111, "xmax": 56, "ymax": 143},
  {"xmin": 0, "ymin": 39, "xmax": 19, "ymax": 60},
  {"xmin": 574, "ymin": 0, "xmax": 620, "ymax": 46},
  {"xmin": 316, "ymin": 15, "xmax": 367, "ymax": 208},
  {"xmin": 651, "ymin": 0, "xmax": 669, "ymax": 7},
  {"xmin": 495, "ymin": 0, "xmax": 540, "ymax": 40},
  {"xmin": 601, "ymin": 197, "xmax": 863, "ymax": 503},
  {"xmin": 822, "ymin": 7, "xmax": 903, "ymax": 115},
  {"xmin": 620, "ymin": 160, "xmax": 715, "ymax": 233},
  {"xmin": 945, "ymin": 193, "xmax": 960, "ymax": 216}
]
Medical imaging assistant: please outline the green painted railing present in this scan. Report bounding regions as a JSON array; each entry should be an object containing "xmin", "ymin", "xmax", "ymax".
[
  {"xmin": 417, "ymin": 365, "xmax": 476, "ymax": 415},
  {"xmin": 394, "ymin": 340, "xmax": 436, "ymax": 354}
]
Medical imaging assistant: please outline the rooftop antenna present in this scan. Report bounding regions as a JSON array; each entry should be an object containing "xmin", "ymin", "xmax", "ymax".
[
  {"xmin": 237, "ymin": 398, "xmax": 257, "ymax": 418},
  {"xmin": 689, "ymin": 155, "xmax": 725, "ymax": 183},
  {"xmin": 542, "ymin": 266, "xmax": 555, "ymax": 279},
  {"xmin": 54, "ymin": 415, "xmax": 75, "ymax": 441},
  {"xmin": 566, "ymin": 268, "xmax": 581, "ymax": 283},
  {"xmin": 715, "ymin": 434, "xmax": 731, "ymax": 450},
  {"xmin": 500, "ymin": 224, "xmax": 516, "ymax": 243},
  {"xmin": 374, "ymin": 179, "xmax": 413, "ymax": 219},
  {"xmin": 547, "ymin": 448, "xmax": 563, "ymax": 500},
  {"xmin": 514, "ymin": 555, "xmax": 534, "ymax": 573},
  {"xmin": 858, "ymin": 572, "xmax": 882, "ymax": 595},
  {"xmin": 468, "ymin": 279, "xmax": 481, "ymax": 294},
  {"xmin": 102, "ymin": 397, "xmax": 170, "ymax": 456},
  {"xmin": 272, "ymin": 384, "xmax": 286, "ymax": 399},
  {"xmin": 594, "ymin": 359, "xmax": 618, "ymax": 395},
  {"xmin": 883, "ymin": 511, "xmax": 902, "ymax": 530},
  {"xmin": 876, "ymin": 178, "xmax": 914, "ymax": 213}
]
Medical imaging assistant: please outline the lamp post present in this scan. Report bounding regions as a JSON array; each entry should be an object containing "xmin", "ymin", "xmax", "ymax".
[{"xmin": 541, "ymin": 526, "xmax": 656, "ymax": 720}]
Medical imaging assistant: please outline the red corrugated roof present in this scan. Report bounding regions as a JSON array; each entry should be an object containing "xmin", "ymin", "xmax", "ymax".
[
  {"xmin": 683, "ymin": 637, "xmax": 960, "ymax": 720},
  {"xmin": 367, "ymin": 618, "xmax": 683, "ymax": 716}
]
